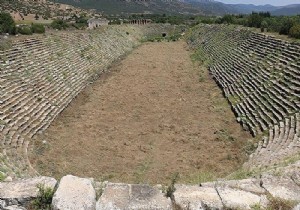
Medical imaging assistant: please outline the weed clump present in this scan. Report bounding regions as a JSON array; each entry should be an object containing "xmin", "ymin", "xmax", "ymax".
[
  {"xmin": 31, "ymin": 183, "xmax": 55, "ymax": 210},
  {"xmin": 0, "ymin": 173, "xmax": 5, "ymax": 181},
  {"xmin": 165, "ymin": 172, "xmax": 179, "ymax": 200},
  {"xmin": 267, "ymin": 196, "xmax": 298, "ymax": 210}
]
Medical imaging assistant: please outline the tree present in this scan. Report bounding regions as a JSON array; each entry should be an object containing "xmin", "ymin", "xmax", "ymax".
[
  {"xmin": 247, "ymin": 12, "xmax": 264, "ymax": 28},
  {"xmin": 31, "ymin": 24, "xmax": 45, "ymax": 33},
  {"xmin": 17, "ymin": 26, "xmax": 32, "ymax": 35},
  {"xmin": 261, "ymin": 20, "xmax": 268, "ymax": 32},
  {"xmin": 289, "ymin": 24, "xmax": 300, "ymax": 39},
  {"xmin": 35, "ymin": 13, "xmax": 39, "ymax": 20},
  {"xmin": 51, "ymin": 19, "xmax": 68, "ymax": 30},
  {"xmin": 266, "ymin": 17, "xmax": 282, "ymax": 32},
  {"xmin": 279, "ymin": 17, "xmax": 295, "ymax": 35},
  {"xmin": 259, "ymin": 12, "xmax": 271, "ymax": 18},
  {"xmin": 0, "ymin": 12, "xmax": 16, "ymax": 34},
  {"xmin": 43, "ymin": 10, "xmax": 51, "ymax": 20},
  {"xmin": 221, "ymin": 15, "xmax": 235, "ymax": 24}
]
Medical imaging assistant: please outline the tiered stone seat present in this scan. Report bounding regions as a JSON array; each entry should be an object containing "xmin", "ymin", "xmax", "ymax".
[
  {"xmin": 188, "ymin": 24, "xmax": 300, "ymax": 168},
  {"xmin": 246, "ymin": 113, "xmax": 300, "ymax": 168},
  {"xmin": 0, "ymin": 24, "xmax": 176, "ymax": 178}
]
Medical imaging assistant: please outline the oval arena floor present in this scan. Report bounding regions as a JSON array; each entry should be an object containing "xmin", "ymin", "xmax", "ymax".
[{"xmin": 29, "ymin": 41, "xmax": 252, "ymax": 184}]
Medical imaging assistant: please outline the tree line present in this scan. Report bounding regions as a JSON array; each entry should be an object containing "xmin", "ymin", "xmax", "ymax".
[
  {"xmin": 0, "ymin": 12, "xmax": 45, "ymax": 35},
  {"xmin": 1, "ymin": 11, "xmax": 300, "ymax": 39},
  {"xmin": 0, "ymin": 12, "xmax": 89, "ymax": 35},
  {"xmin": 197, "ymin": 12, "xmax": 300, "ymax": 39}
]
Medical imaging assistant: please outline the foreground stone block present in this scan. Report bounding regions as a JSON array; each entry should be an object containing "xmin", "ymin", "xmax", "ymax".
[
  {"xmin": 293, "ymin": 203, "xmax": 300, "ymax": 210},
  {"xmin": 52, "ymin": 175, "xmax": 96, "ymax": 210},
  {"xmin": 202, "ymin": 178, "xmax": 266, "ymax": 194},
  {"xmin": 262, "ymin": 174, "xmax": 300, "ymax": 201},
  {"xmin": 217, "ymin": 187, "xmax": 262, "ymax": 210},
  {"xmin": 1, "ymin": 204, "xmax": 26, "ymax": 210},
  {"xmin": 218, "ymin": 178, "xmax": 266, "ymax": 194},
  {"xmin": 96, "ymin": 183, "xmax": 172, "ymax": 210},
  {"xmin": 173, "ymin": 184, "xmax": 223, "ymax": 209},
  {"xmin": 0, "ymin": 176, "xmax": 57, "ymax": 206}
]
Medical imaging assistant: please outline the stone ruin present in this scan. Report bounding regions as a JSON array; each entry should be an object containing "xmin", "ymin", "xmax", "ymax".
[
  {"xmin": 0, "ymin": 24, "xmax": 300, "ymax": 209},
  {"xmin": 188, "ymin": 24, "xmax": 300, "ymax": 169},
  {"xmin": 129, "ymin": 19, "xmax": 152, "ymax": 25},
  {"xmin": 87, "ymin": 18, "xmax": 110, "ymax": 29}
]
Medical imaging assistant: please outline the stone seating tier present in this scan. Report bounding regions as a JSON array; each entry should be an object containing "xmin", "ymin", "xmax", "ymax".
[
  {"xmin": 0, "ymin": 24, "xmax": 177, "ymax": 178},
  {"xmin": 188, "ymin": 24, "xmax": 300, "ymax": 169}
]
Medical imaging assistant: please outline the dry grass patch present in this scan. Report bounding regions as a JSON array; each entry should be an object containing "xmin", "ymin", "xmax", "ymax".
[{"xmin": 29, "ymin": 41, "xmax": 253, "ymax": 184}]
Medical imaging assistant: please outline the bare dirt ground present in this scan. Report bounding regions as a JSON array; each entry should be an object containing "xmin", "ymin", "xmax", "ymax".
[{"xmin": 29, "ymin": 41, "xmax": 253, "ymax": 184}]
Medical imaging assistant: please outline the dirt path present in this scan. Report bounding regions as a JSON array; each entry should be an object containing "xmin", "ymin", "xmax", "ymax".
[{"xmin": 30, "ymin": 41, "xmax": 253, "ymax": 184}]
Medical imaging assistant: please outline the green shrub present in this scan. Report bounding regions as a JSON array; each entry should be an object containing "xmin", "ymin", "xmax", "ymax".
[
  {"xmin": 220, "ymin": 14, "xmax": 235, "ymax": 24},
  {"xmin": 279, "ymin": 17, "xmax": 295, "ymax": 35},
  {"xmin": 246, "ymin": 12, "xmax": 270, "ymax": 29},
  {"xmin": 34, "ymin": 14, "xmax": 39, "ymax": 20},
  {"xmin": 17, "ymin": 26, "xmax": 32, "ymax": 35},
  {"xmin": 289, "ymin": 24, "xmax": 300, "ymax": 39},
  {"xmin": 31, "ymin": 184, "xmax": 55, "ymax": 210},
  {"xmin": 260, "ymin": 20, "xmax": 268, "ymax": 32},
  {"xmin": 51, "ymin": 19, "xmax": 68, "ymax": 30},
  {"xmin": 71, "ymin": 23, "xmax": 86, "ymax": 30},
  {"xmin": 71, "ymin": 15, "xmax": 88, "ymax": 30},
  {"xmin": 0, "ymin": 12, "xmax": 16, "ymax": 34},
  {"xmin": 31, "ymin": 24, "xmax": 45, "ymax": 34},
  {"xmin": 0, "ymin": 173, "xmax": 5, "ymax": 181},
  {"xmin": 165, "ymin": 172, "xmax": 179, "ymax": 200}
]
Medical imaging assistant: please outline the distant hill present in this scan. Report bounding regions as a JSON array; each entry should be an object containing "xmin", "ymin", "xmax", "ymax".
[
  {"xmin": 0, "ymin": 0, "xmax": 90, "ymax": 23},
  {"xmin": 185, "ymin": 1, "xmax": 300, "ymax": 16},
  {"xmin": 187, "ymin": 1, "xmax": 238, "ymax": 15},
  {"xmin": 271, "ymin": 4, "xmax": 300, "ymax": 16},
  {"xmin": 53, "ymin": 0, "xmax": 300, "ymax": 16},
  {"xmin": 52, "ymin": 0, "xmax": 205, "ymax": 15},
  {"xmin": 227, "ymin": 3, "xmax": 300, "ymax": 16},
  {"xmin": 229, "ymin": 4, "xmax": 278, "ymax": 14}
]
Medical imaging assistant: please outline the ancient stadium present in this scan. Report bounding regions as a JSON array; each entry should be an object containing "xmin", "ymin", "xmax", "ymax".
[{"xmin": 0, "ymin": 16, "xmax": 300, "ymax": 210}]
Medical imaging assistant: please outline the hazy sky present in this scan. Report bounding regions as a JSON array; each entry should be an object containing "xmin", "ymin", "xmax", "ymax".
[{"xmin": 217, "ymin": 0, "xmax": 300, "ymax": 6}]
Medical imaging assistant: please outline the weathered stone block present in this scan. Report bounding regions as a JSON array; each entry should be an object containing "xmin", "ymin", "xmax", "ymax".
[
  {"xmin": 52, "ymin": 175, "xmax": 96, "ymax": 210},
  {"xmin": 202, "ymin": 178, "xmax": 265, "ymax": 194},
  {"xmin": 173, "ymin": 184, "xmax": 223, "ymax": 209},
  {"xmin": 96, "ymin": 183, "xmax": 172, "ymax": 210},
  {"xmin": 293, "ymin": 203, "xmax": 300, "ymax": 210},
  {"xmin": 0, "ymin": 176, "xmax": 57, "ymax": 206},
  {"xmin": 217, "ymin": 187, "xmax": 262, "ymax": 210},
  {"xmin": 262, "ymin": 174, "xmax": 300, "ymax": 201}
]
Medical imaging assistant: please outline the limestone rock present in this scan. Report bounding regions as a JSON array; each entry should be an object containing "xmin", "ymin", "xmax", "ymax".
[
  {"xmin": 0, "ymin": 199, "xmax": 6, "ymax": 208},
  {"xmin": 262, "ymin": 174, "xmax": 300, "ymax": 201},
  {"xmin": 3, "ymin": 205, "xmax": 26, "ymax": 210},
  {"xmin": 202, "ymin": 178, "xmax": 265, "ymax": 194},
  {"xmin": 217, "ymin": 187, "xmax": 262, "ymax": 209},
  {"xmin": 96, "ymin": 183, "xmax": 172, "ymax": 210},
  {"xmin": 219, "ymin": 179, "xmax": 265, "ymax": 194},
  {"xmin": 0, "ymin": 176, "xmax": 57, "ymax": 206},
  {"xmin": 52, "ymin": 175, "xmax": 96, "ymax": 210},
  {"xmin": 173, "ymin": 184, "xmax": 223, "ymax": 209},
  {"xmin": 0, "ymin": 199, "xmax": 26, "ymax": 210},
  {"xmin": 291, "ymin": 172, "xmax": 300, "ymax": 186},
  {"xmin": 4, "ymin": 176, "xmax": 13, "ymax": 182},
  {"xmin": 293, "ymin": 203, "xmax": 300, "ymax": 210}
]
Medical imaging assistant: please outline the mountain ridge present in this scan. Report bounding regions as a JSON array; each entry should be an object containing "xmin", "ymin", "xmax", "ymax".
[{"xmin": 2, "ymin": 0, "xmax": 299, "ymax": 16}]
